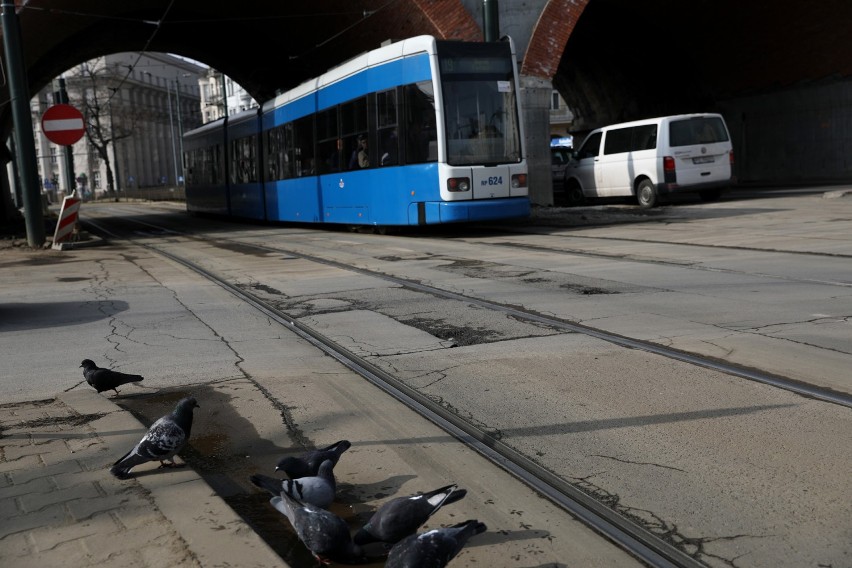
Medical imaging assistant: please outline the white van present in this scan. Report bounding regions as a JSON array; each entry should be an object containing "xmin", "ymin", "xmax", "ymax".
[{"xmin": 560, "ymin": 113, "xmax": 735, "ymax": 208}]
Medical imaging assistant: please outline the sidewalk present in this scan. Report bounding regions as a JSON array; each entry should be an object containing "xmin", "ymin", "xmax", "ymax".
[{"xmin": 0, "ymin": 390, "xmax": 286, "ymax": 568}]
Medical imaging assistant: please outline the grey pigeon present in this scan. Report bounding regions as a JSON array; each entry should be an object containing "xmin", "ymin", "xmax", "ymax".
[
  {"xmin": 385, "ymin": 520, "xmax": 487, "ymax": 568},
  {"xmin": 269, "ymin": 490, "xmax": 364, "ymax": 565},
  {"xmin": 80, "ymin": 359, "xmax": 144, "ymax": 395},
  {"xmin": 275, "ymin": 439, "xmax": 351, "ymax": 479},
  {"xmin": 250, "ymin": 458, "xmax": 336, "ymax": 509},
  {"xmin": 353, "ymin": 483, "xmax": 467, "ymax": 546},
  {"xmin": 110, "ymin": 396, "xmax": 199, "ymax": 479}
]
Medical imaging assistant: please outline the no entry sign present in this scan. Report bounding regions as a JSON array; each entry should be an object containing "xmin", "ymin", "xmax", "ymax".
[{"xmin": 41, "ymin": 104, "xmax": 85, "ymax": 146}]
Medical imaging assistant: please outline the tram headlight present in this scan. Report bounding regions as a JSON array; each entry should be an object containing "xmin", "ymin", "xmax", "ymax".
[
  {"xmin": 447, "ymin": 177, "xmax": 470, "ymax": 192},
  {"xmin": 511, "ymin": 173, "xmax": 527, "ymax": 188}
]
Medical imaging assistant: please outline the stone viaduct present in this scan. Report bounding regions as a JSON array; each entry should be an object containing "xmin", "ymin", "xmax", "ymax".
[{"xmin": 1, "ymin": 0, "xmax": 851, "ymax": 209}]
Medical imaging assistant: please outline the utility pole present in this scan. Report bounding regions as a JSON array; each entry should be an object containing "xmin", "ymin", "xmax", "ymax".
[
  {"xmin": 57, "ymin": 77, "xmax": 76, "ymax": 196},
  {"xmin": 1, "ymin": 0, "xmax": 44, "ymax": 247},
  {"xmin": 174, "ymin": 75, "xmax": 185, "ymax": 182},
  {"xmin": 483, "ymin": 0, "xmax": 500, "ymax": 42},
  {"xmin": 166, "ymin": 81, "xmax": 179, "ymax": 185},
  {"xmin": 220, "ymin": 73, "xmax": 228, "ymax": 119}
]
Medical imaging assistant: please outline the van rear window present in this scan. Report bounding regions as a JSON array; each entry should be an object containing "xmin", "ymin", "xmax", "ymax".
[{"xmin": 669, "ymin": 117, "xmax": 729, "ymax": 147}]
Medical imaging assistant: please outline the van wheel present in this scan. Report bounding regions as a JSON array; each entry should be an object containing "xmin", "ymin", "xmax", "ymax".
[
  {"xmin": 564, "ymin": 181, "xmax": 585, "ymax": 207},
  {"xmin": 636, "ymin": 180, "xmax": 658, "ymax": 208}
]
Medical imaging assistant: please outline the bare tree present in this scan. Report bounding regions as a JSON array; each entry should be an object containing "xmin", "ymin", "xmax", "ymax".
[{"xmin": 71, "ymin": 59, "xmax": 146, "ymax": 200}]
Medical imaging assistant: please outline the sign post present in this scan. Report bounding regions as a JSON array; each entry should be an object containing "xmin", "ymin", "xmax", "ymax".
[
  {"xmin": 42, "ymin": 104, "xmax": 85, "ymax": 249},
  {"xmin": 41, "ymin": 104, "xmax": 86, "ymax": 146}
]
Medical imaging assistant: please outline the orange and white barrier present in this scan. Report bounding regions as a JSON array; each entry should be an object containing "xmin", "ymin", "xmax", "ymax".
[{"xmin": 52, "ymin": 196, "xmax": 81, "ymax": 249}]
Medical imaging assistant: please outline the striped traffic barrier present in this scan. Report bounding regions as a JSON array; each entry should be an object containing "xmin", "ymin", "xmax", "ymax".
[{"xmin": 52, "ymin": 196, "xmax": 81, "ymax": 249}]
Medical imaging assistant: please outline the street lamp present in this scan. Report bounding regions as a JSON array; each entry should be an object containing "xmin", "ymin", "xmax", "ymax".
[
  {"xmin": 174, "ymin": 72, "xmax": 191, "ymax": 184},
  {"xmin": 166, "ymin": 80, "xmax": 179, "ymax": 186}
]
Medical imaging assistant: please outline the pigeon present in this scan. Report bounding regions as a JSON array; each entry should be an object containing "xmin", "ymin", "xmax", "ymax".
[
  {"xmin": 275, "ymin": 439, "xmax": 351, "ymax": 479},
  {"xmin": 80, "ymin": 359, "xmax": 144, "ymax": 395},
  {"xmin": 110, "ymin": 396, "xmax": 199, "ymax": 479},
  {"xmin": 269, "ymin": 490, "xmax": 364, "ymax": 565},
  {"xmin": 385, "ymin": 520, "xmax": 487, "ymax": 568},
  {"xmin": 250, "ymin": 458, "xmax": 336, "ymax": 509},
  {"xmin": 353, "ymin": 483, "xmax": 467, "ymax": 546}
]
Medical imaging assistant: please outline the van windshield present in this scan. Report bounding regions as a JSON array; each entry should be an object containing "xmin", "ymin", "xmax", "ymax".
[{"xmin": 669, "ymin": 116, "xmax": 729, "ymax": 147}]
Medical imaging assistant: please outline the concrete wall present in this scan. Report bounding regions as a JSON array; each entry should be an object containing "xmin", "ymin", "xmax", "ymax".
[{"xmin": 720, "ymin": 80, "xmax": 852, "ymax": 185}]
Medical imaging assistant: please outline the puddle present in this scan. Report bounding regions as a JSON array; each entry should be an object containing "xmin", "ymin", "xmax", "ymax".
[{"xmin": 115, "ymin": 385, "xmax": 388, "ymax": 567}]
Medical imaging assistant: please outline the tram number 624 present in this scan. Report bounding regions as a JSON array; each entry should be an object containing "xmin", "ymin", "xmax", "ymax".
[{"xmin": 482, "ymin": 176, "xmax": 503, "ymax": 186}]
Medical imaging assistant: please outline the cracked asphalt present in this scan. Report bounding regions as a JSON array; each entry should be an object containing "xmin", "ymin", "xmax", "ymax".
[{"xmin": 2, "ymin": 188, "xmax": 851, "ymax": 567}]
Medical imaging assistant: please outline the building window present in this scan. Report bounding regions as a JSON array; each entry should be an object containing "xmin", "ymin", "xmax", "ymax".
[
  {"xmin": 50, "ymin": 147, "xmax": 57, "ymax": 164},
  {"xmin": 92, "ymin": 171, "xmax": 101, "ymax": 190},
  {"xmin": 551, "ymin": 91, "xmax": 560, "ymax": 110}
]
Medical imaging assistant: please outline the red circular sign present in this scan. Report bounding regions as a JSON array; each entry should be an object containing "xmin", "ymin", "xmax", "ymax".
[{"xmin": 41, "ymin": 104, "xmax": 85, "ymax": 145}]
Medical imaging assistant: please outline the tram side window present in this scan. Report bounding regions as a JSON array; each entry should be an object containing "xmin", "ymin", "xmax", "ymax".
[
  {"xmin": 266, "ymin": 125, "xmax": 290, "ymax": 181},
  {"xmin": 231, "ymin": 136, "xmax": 257, "ymax": 184},
  {"xmin": 341, "ymin": 97, "xmax": 369, "ymax": 170},
  {"xmin": 212, "ymin": 145, "xmax": 223, "ymax": 184},
  {"xmin": 317, "ymin": 108, "xmax": 340, "ymax": 173},
  {"xmin": 404, "ymin": 82, "xmax": 438, "ymax": 164},
  {"xmin": 185, "ymin": 150, "xmax": 197, "ymax": 185},
  {"xmin": 376, "ymin": 89, "xmax": 398, "ymax": 166},
  {"xmin": 293, "ymin": 116, "xmax": 315, "ymax": 176}
]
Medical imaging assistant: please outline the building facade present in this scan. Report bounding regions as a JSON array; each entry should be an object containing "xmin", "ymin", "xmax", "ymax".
[
  {"xmin": 32, "ymin": 52, "xmax": 205, "ymax": 200},
  {"xmin": 198, "ymin": 69, "xmax": 259, "ymax": 123}
]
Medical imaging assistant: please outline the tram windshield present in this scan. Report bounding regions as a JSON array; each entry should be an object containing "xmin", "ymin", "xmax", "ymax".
[{"xmin": 437, "ymin": 40, "xmax": 523, "ymax": 166}]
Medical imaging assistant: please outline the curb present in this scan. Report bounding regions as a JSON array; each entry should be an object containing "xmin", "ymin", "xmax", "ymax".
[{"xmin": 58, "ymin": 391, "xmax": 287, "ymax": 568}]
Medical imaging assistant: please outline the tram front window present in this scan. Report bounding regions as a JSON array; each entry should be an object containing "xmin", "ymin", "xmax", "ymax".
[{"xmin": 438, "ymin": 41, "xmax": 522, "ymax": 166}]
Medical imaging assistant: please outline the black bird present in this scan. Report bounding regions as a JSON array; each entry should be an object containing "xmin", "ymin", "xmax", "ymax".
[
  {"xmin": 275, "ymin": 439, "xmax": 351, "ymax": 479},
  {"xmin": 385, "ymin": 520, "xmax": 487, "ymax": 568},
  {"xmin": 270, "ymin": 490, "xmax": 364, "ymax": 565},
  {"xmin": 353, "ymin": 483, "xmax": 467, "ymax": 546},
  {"xmin": 250, "ymin": 458, "xmax": 336, "ymax": 509},
  {"xmin": 110, "ymin": 396, "xmax": 199, "ymax": 479},
  {"xmin": 80, "ymin": 359, "xmax": 144, "ymax": 395}
]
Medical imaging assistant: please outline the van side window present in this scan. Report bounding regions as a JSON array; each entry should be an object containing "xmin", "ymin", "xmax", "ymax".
[
  {"xmin": 633, "ymin": 124, "xmax": 657, "ymax": 150},
  {"xmin": 576, "ymin": 132, "xmax": 602, "ymax": 159},
  {"xmin": 604, "ymin": 125, "xmax": 658, "ymax": 154},
  {"xmin": 669, "ymin": 116, "xmax": 728, "ymax": 147},
  {"xmin": 604, "ymin": 127, "xmax": 632, "ymax": 155}
]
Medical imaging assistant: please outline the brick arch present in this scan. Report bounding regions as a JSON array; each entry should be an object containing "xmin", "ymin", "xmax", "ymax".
[
  {"xmin": 522, "ymin": 0, "xmax": 590, "ymax": 79},
  {"xmin": 409, "ymin": 0, "xmax": 482, "ymax": 40}
]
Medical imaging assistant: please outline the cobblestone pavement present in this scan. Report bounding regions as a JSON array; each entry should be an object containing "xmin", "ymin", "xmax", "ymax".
[{"xmin": 0, "ymin": 391, "xmax": 285, "ymax": 568}]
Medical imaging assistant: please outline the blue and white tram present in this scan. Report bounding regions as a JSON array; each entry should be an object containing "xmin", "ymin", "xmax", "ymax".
[{"xmin": 184, "ymin": 35, "xmax": 530, "ymax": 227}]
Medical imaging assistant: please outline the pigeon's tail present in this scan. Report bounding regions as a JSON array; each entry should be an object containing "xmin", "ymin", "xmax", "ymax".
[
  {"xmin": 109, "ymin": 450, "xmax": 147, "ymax": 479},
  {"xmin": 454, "ymin": 519, "xmax": 487, "ymax": 537},
  {"xmin": 112, "ymin": 373, "xmax": 144, "ymax": 388},
  {"xmin": 424, "ymin": 483, "xmax": 464, "ymax": 516},
  {"xmin": 443, "ymin": 488, "xmax": 467, "ymax": 507},
  {"xmin": 250, "ymin": 473, "xmax": 283, "ymax": 496},
  {"xmin": 269, "ymin": 494, "xmax": 299, "ymax": 527}
]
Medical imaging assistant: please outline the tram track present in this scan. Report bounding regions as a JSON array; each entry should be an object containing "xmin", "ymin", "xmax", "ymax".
[
  {"xmin": 79, "ymin": 209, "xmax": 852, "ymax": 568},
  {"xmin": 82, "ymin": 209, "xmax": 852, "ymax": 409},
  {"xmin": 82, "ymin": 213, "xmax": 706, "ymax": 568}
]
